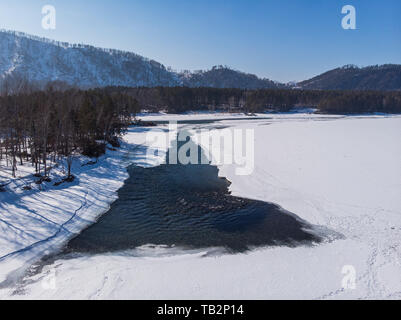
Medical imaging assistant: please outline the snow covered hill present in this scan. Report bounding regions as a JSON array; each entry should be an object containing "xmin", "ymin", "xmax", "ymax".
[
  {"xmin": 0, "ymin": 30, "xmax": 180, "ymax": 89},
  {"xmin": 0, "ymin": 30, "xmax": 282, "ymax": 90},
  {"xmin": 2, "ymin": 30, "xmax": 400, "ymax": 91}
]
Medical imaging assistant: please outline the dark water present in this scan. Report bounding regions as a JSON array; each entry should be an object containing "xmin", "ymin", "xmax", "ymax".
[{"xmin": 66, "ymin": 131, "xmax": 321, "ymax": 253}]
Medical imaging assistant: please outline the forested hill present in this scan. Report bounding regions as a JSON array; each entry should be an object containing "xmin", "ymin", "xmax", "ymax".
[
  {"xmin": 0, "ymin": 30, "xmax": 279, "ymax": 90},
  {"xmin": 181, "ymin": 66, "xmax": 282, "ymax": 89},
  {"xmin": 298, "ymin": 65, "xmax": 401, "ymax": 91},
  {"xmin": 1, "ymin": 30, "xmax": 400, "ymax": 91},
  {"xmin": 0, "ymin": 30, "xmax": 179, "ymax": 89}
]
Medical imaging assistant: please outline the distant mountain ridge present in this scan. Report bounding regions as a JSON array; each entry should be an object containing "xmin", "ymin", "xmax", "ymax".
[
  {"xmin": 181, "ymin": 66, "xmax": 282, "ymax": 89},
  {"xmin": 0, "ymin": 30, "xmax": 280, "ymax": 90},
  {"xmin": 0, "ymin": 30, "xmax": 400, "ymax": 91},
  {"xmin": 298, "ymin": 64, "xmax": 401, "ymax": 91}
]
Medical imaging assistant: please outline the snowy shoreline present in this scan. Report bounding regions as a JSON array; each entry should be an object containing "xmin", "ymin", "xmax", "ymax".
[{"xmin": 0, "ymin": 126, "xmax": 172, "ymax": 287}]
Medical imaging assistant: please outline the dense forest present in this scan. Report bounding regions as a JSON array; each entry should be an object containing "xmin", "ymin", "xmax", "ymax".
[
  {"xmin": 105, "ymin": 86, "xmax": 401, "ymax": 114},
  {"xmin": 0, "ymin": 87, "xmax": 139, "ymax": 179},
  {"xmin": 1, "ymin": 83, "xmax": 400, "ymax": 182}
]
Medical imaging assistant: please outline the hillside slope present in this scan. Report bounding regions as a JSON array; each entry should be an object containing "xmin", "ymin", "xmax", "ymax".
[
  {"xmin": 0, "ymin": 31, "xmax": 279, "ymax": 90},
  {"xmin": 299, "ymin": 65, "xmax": 401, "ymax": 91},
  {"xmin": 0, "ymin": 30, "xmax": 179, "ymax": 88}
]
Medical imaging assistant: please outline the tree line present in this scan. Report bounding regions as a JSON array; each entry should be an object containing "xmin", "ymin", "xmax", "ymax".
[
  {"xmin": 105, "ymin": 86, "xmax": 401, "ymax": 114},
  {"xmin": 1, "ymin": 84, "xmax": 400, "ymax": 181},
  {"xmin": 0, "ymin": 87, "xmax": 139, "ymax": 179}
]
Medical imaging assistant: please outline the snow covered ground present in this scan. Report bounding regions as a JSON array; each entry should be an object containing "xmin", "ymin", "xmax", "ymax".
[
  {"xmin": 0, "ymin": 113, "xmax": 400, "ymax": 299},
  {"xmin": 0, "ymin": 126, "xmax": 174, "ymax": 289}
]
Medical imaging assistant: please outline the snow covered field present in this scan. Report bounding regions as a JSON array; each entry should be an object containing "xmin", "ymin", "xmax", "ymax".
[{"xmin": 0, "ymin": 113, "xmax": 400, "ymax": 299}]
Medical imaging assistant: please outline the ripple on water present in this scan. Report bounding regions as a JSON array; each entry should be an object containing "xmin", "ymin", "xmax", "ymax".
[{"xmin": 65, "ymin": 132, "xmax": 322, "ymax": 253}]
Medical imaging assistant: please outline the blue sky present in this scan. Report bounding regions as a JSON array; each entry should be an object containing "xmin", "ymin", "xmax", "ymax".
[{"xmin": 0, "ymin": 0, "xmax": 400, "ymax": 82}]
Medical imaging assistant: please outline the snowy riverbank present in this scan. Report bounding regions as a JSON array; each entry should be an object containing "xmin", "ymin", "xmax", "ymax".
[
  {"xmin": 0, "ymin": 126, "xmax": 173, "ymax": 288},
  {"xmin": 1, "ymin": 113, "xmax": 400, "ymax": 299}
]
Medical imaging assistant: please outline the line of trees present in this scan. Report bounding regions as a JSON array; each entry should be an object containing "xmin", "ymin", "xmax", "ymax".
[
  {"xmin": 1, "ymin": 84, "xmax": 400, "ymax": 181},
  {"xmin": 318, "ymin": 91, "xmax": 401, "ymax": 114},
  {"xmin": 105, "ymin": 86, "xmax": 401, "ymax": 114},
  {"xmin": 0, "ymin": 87, "xmax": 139, "ymax": 179}
]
